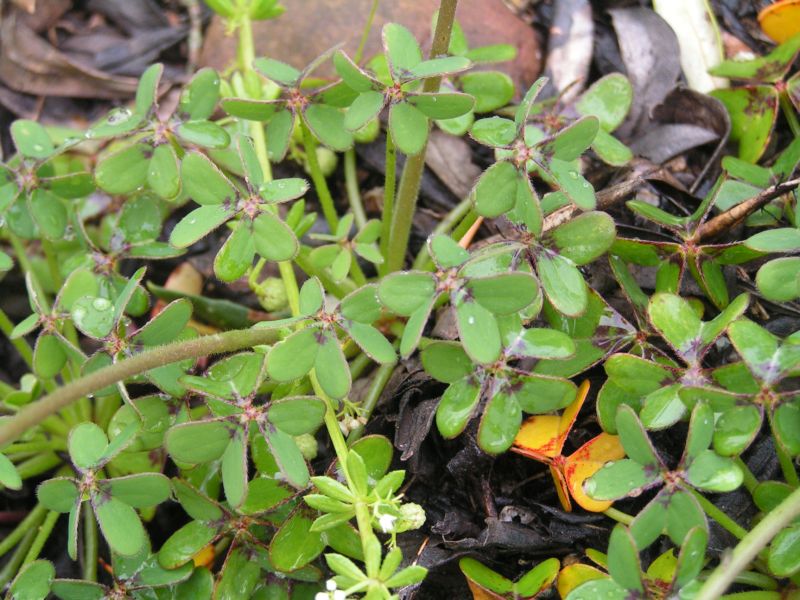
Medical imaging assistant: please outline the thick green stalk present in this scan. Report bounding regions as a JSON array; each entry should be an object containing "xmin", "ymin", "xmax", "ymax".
[
  {"xmin": 385, "ymin": 0, "xmax": 459, "ymax": 272},
  {"xmin": 379, "ymin": 132, "xmax": 397, "ymax": 274},
  {"xmin": 696, "ymin": 485, "xmax": 800, "ymax": 600},
  {"xmin": 83, "ymin": 502, "xmax": 98, "ymax": 581},
  {"xmin": 300, "ymin": 119, "xmax": 339, "ymax": 232},
  {"xmin": 0, "ymin": 327, "xmax": 280, "ymax": 447}
]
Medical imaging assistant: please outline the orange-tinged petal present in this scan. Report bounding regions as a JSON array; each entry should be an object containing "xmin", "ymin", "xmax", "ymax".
[
  {"xmin": 563, "ymin": 433, "xmax": 626, "ymax": 512},
  {"xmin": 556, "ymin": 564, "xmax": 607, "ymax": 599},
  {"xmin": 759, "ymin": 0, "xmax": 800, "ymax": 43},
  {"xmin": 512, "ymin": 415, "xmax": 562, "ymax": 461},
  {"xmin": 550, "ymin": 463, "xmax": 572, "ymax": 512}
]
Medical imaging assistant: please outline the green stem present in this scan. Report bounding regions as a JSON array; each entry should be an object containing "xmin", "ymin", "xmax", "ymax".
[
  {"xmin": 727, "ymin": 570, "xmax": 778, "ymax": 591},
  {"xmin": 0, "ymin": 327, "xmax": 280, "ymax": 447},
  {"xmin": 385, "ymin": 0, "xmax": 459, "ymax": 272},
  {"xmin": 349, "ymin": 255, "xmax": 368, "ymax": 286},
  {"xmin": 347, "ymin": 360, "xmax": 397, "ymax": 443},
  {"xmin": 83, "ymin": 502, "xmax": 98, "ymax": 581},
  {"xmin": 15, "ymin": 452, "xmax": 62, "ymax": 479},
  {"xmin": 689, "ymin": 488, "xmax": 747, "ymax": 540},
  {"xmin": 94, "ymin": 394, "xmax": 122, "ymax": 432},
  {"xmin": 411, "ymin": 195, "xmax": 473, "ymax": 269},
  {"xmin": 9, "ymin": 233, "xmax": 50, "ymax": 312},
  {"xmin": 0, "ymin": 527, "xmax": 38, "ymax": 588},
  {"xmin": 237, "ymin": 12, "xmax": 255, "ymax": 72},
  {"xmin": 300, "ymin": 119, "xmax": 339, "ymax": 232},
  {"xmin": 603, "ymin": 507, "xmax": 634, "ymax": 526},
  {"xmin": 734, "ymin": 457, "xmax": 759, "ymax": 495},
  {"xmin": 450, "ymin": 208, "xmax": 479, "ymax": 242},
  {"xmin": 695, "ymin": 485, "xmax": 800, "ymax": 600},
  {"xmin": 0, "ymin": 307, "xmax": 34, "ymax": 369},
  {"xmin": 775, "ymin": 442, "xmax": 799, "ymax": 487},
  {"xmin": 21, "ymin": 510, "xmax": 58, "ymax": 566},
  {"xmin": 4, "ymin": 440, "xmax": 66, "ymax": 454},
  {"xmin": 780, "ymin": 90, "xmax": 800, "ymax": 139},
  {"xmin": 294, "ymin": 248, "xmax": 355, "ymax": 298},
  {"xmin": 345, "ymin": 150, "xmax": 367, "ymax": 229},
  {"xmin": 379, "ymin": 132, "xmax": 397, "ymax": 275},
  {"xmin": 41, "ymin": 240, "xmax": 63, "ymax": 291},
  {"xmin": 0, "ymin": 504, "xmax": 47, "ymax": 559},
  {"xmin": 354, "ymin": 0, "xmax": 380, "ymax": 63}
]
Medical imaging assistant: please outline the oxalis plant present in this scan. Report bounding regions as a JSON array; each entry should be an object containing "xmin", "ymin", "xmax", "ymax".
[{"xmin": 0, "ymin": 0, "xmax": 799, "ymax": 599}]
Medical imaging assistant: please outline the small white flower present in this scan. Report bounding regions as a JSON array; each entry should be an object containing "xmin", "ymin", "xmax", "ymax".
[
  {"xmin": 315, "ymin": 593, "xmax": 328, "ymax": 600},
  {"xmin": 333, "ymin": 591, "xmax": 347, "ymax": 600},
  {"xmin": 378, "ymin": 512, "xmax": 397, "ymax": 533},
  {"xmin": 326, "ymin": 580, "xmax": 337, "ymax": 592}
]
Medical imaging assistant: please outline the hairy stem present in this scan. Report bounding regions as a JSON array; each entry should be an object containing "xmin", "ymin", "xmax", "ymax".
[
  {"xmin": 695, "ymin": 484, "xmax": 800, "ymax": 600},
  {"xmin": 0, "ymin": 327, "xmax": 280, "ymax": 447},
  {"xmin": 385, "ymin": 0, "xmax": 459, "ymax": 272}
]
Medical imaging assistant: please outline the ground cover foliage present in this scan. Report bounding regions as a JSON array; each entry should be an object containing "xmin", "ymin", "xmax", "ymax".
[{"xmin": 0, "ymin": 0, "xmax": 799, "ymax": 598}]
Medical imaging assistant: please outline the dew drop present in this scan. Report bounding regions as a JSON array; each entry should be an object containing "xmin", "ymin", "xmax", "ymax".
[
  {"xmin": 467, "ymin": 316, "xmax": 475, "ymax": 325},
  {"xmin": 32, "ymin": 144, "xmax": 44, "ymax": 152},
  {"xmin": 568, "ymin": 170, "xmax": 578, "ymax": 180}
]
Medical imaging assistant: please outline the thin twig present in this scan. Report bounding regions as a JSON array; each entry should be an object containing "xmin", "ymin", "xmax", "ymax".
[{"xmin": 694, "ymin": 177, "xmax": 800, "ymax": 242}]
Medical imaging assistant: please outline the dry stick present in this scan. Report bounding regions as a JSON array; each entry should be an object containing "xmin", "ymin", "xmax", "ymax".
[
  {"xmin": 541, "ymin": 175, "xmax": 650, "ymax": 233},
  {"xmin": 694, "ymin": 177, "xmax": 800, "ymax": 242},
  {"xmin": 0, "ymin": 328, "xmax": 280, "ymax": 447},
  {"xmin": 458, "ymin": 215, "xmax": 483, "ymax": 249},
  {"xmin": 385, "ymin": 0, "xmax": 459, "ymax": 272}
]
